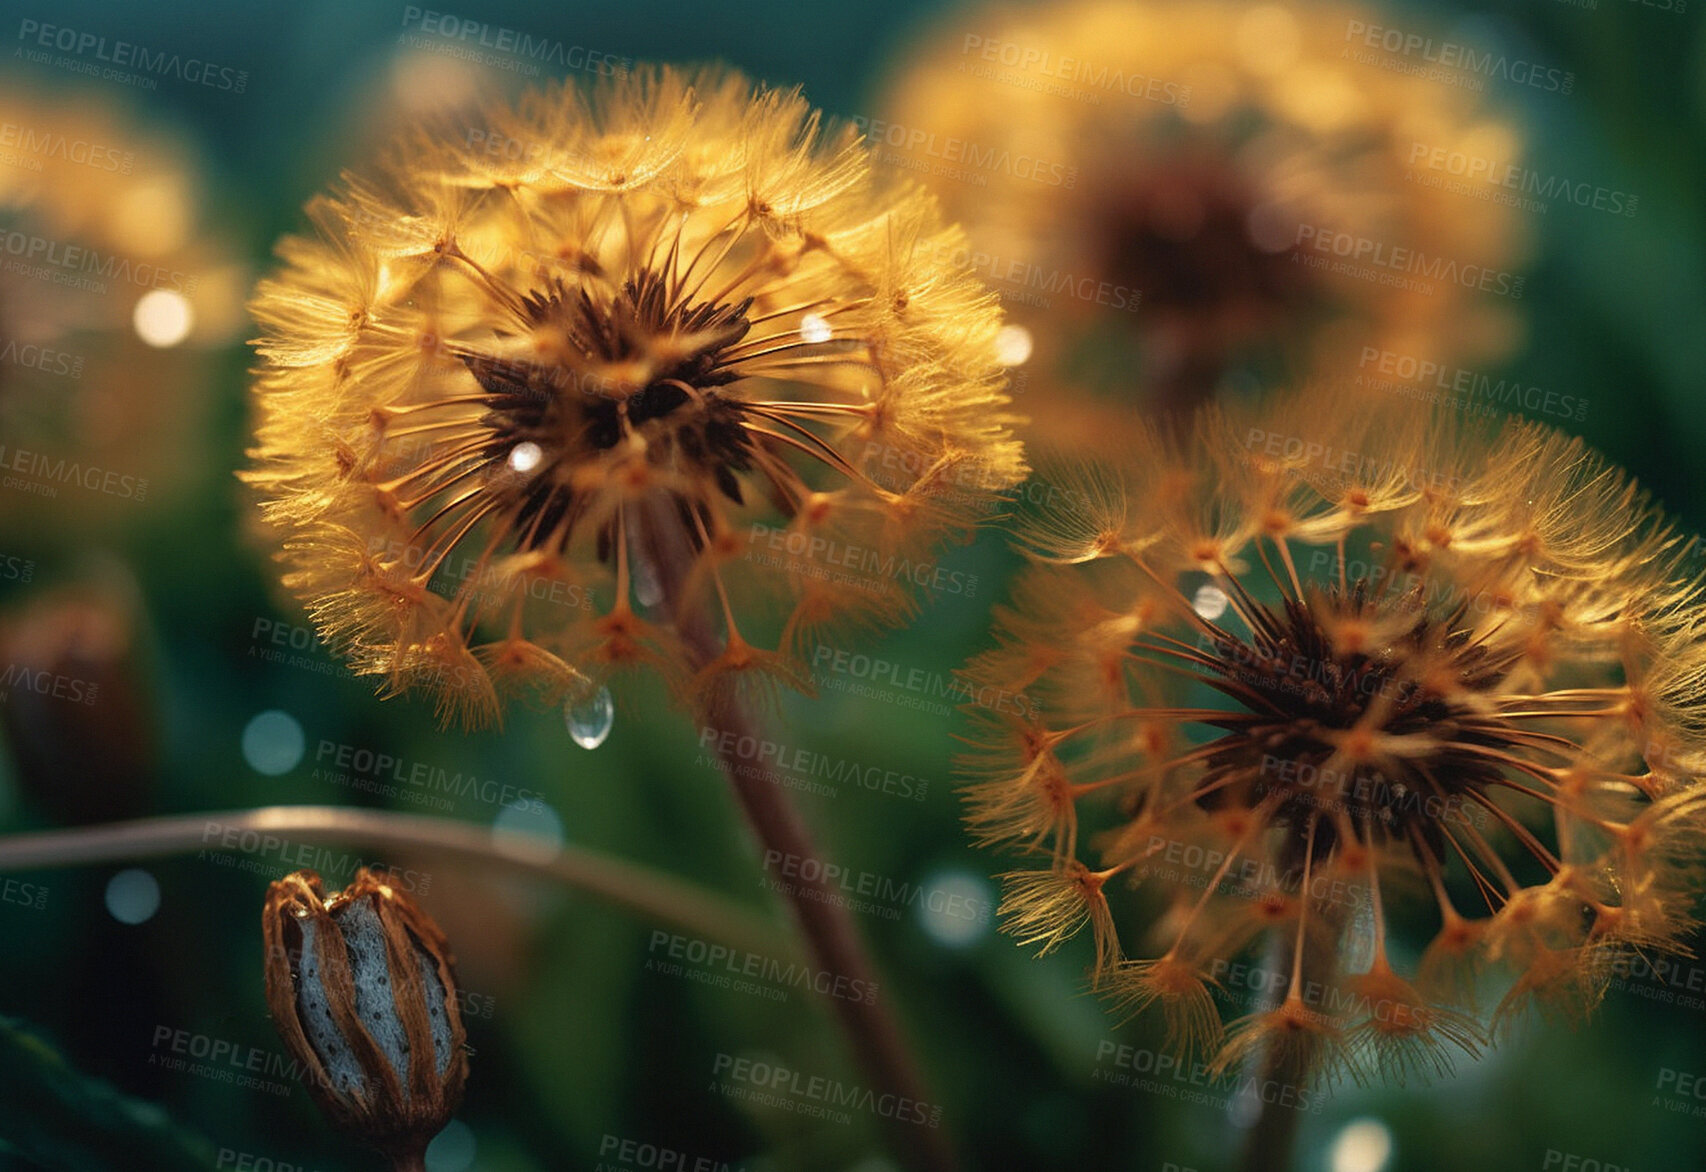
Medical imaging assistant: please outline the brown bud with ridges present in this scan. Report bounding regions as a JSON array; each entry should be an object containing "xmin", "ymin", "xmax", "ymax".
[{"xmin": 263, "ymin": 868, "xmax": 468, "ymax": 1170}]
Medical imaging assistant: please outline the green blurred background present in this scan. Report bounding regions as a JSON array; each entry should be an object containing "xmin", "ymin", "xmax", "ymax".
[{"xmin": 1, "ymin": 1, "xmax": 1705, "ymax": 1170}]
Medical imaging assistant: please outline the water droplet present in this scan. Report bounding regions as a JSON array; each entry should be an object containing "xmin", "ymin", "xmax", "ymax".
[
  {"xmin": 1228, "ymin": 1080, "xmax": 1264, "ymax": 1129},
  {"xmin": 507, "ymin": 441, "xmax": 543, "ymax": 473},
  {"xmin": 798, "ymin": 313, "xmax": 833, "ymax": 344},
  {"xmin": 565, "ymin": 685, "xmax": 614, "ymax": 749},
  {"xmin": 1341, "ymin": 890, "xmax": 1378, "ymax": 973},
  {"xmin": 1192, "ymin": 582, "xmax": 1229, "ymax": 621},
  {"xmin": 632, "ymin": 555, "xmax": 664, "ymax": 608}
]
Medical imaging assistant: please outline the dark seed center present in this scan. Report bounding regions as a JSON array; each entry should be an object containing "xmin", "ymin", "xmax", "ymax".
[
  {"xmin": 450, "ymin": 268, "xmax": 759, "ymax": 553},
  {"xmin": 1191, "ymin": 578, "xmax": 1512, "ymax": 857},
  {"xmin": 1096, "ymin": 157, "xmax": 1313, "ymax": 324}
]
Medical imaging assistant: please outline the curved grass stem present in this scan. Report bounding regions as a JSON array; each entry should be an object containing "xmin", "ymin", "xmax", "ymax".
[{"xmin": 0, "ymin": 805, "xmax": 795, "ymax": 963}]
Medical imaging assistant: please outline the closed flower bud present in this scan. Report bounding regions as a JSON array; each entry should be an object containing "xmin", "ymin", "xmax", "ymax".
[
  {"xmin": 0, "ymin": 578, "xmax": 157, "ymax": 825},
  {"xmin": 263, "ymin": 868, "xmax": 468, "ymax": 1168}
]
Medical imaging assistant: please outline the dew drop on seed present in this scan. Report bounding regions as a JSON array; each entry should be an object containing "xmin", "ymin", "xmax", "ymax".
[
  {"xmin": 633, "ymin": 555, "xmax": 664, "ymax": 608},
  {"xmin": 565, "ymin": 685, "xmax": 614, "ymax": 749},
  {"xmin": 798, "ymin": 313, "xmax": 833, "ymax": 344},
  {"xmin": 507, "ymin": 441, "xmax": 543, "ymax": 474},
  {"xmin": 1191, "ymin": 582, "xmax": 1229, "ymax": 621}
]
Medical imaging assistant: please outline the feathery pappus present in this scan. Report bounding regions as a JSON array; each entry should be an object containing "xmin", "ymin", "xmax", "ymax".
[
  {"xmin": 961, "ymin": 388, "xmax": 1706, "ymax": 1084},
  {"xmin": 244, "ymin": 66, "xmax": 1027, "ymax": 726}
]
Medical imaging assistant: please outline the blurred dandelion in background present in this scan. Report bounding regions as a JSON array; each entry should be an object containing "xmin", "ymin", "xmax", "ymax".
[
  {"xmin": 0, "ymin": 83, "xmax": 247, "ymax": 546},
  {"xmin": 960, "ymin": 385, "xmax": 1706, "ymax": 1087},
  {"xmin": 877, "ymin": 0, "xmax": 1533, "ymax": 426},
  {"xmin": 0, "ymin": 564, "xmax": 157, "ymax": 825}
]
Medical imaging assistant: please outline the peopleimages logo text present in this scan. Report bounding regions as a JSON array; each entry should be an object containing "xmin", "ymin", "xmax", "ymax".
[
  {"xmin": 398, "ymin": 7, "xmax": 631, "ymax": 76},
  {"xmin": 1343, "ymin": 20, "xmax": 1574, "ymax": 94},
  {"xmin": 0, "ymin": 230, "xmax": 197, "ymax": 294},
  {"xmin": 0, "ymin": 121, "xmax": 134, "ymax": 172},
  {"xmin": 16, "ymin": 19, "xmax": 249, "ymax": 92},
  {"xmin": 1406, "ymin": 142, "xmax": 1637, "ymax": 217},
  {"xmin": 1295, "ymin": 224, "xmax": 1524, "ymax": 298},
  {"xmin": 851, "ymin": 116, "xmax": 1078, "ymax": 187}
]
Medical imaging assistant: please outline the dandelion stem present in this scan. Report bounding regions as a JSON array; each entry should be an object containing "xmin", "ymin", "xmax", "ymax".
[
  {"xmin": 636, "ymin": 495, "xmax": 958, "ymax": 1172},
  {"xmin": 0, "ymin": 806, "xmax": 793, "ymax": 962},
  {"xmin": 1240, "ymin": 825, "xmax": 1341, "ymax": 1172},
  {"xmin": 1240, "ymin": 1027, "xmax": 1310, "ymax": 1172}
]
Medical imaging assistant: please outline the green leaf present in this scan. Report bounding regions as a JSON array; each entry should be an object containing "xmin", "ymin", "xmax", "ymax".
[{"xmin": 0, "ymin": 1015, "xmax": 222, "ymax": 1172}]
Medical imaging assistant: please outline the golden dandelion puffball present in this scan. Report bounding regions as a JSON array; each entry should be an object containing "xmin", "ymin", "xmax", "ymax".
[
  {"xmin": 0, "ymin": 83, "xmax": 245, "ymax": 538},
  {"xmin": 961, "ymin": 389, "xmax": 1706, "ymax": 1085},
  {"xmin": 878, "ymin": 0, "xmax": 1532, "ymax": 413},
  {"xmin": 245, "ymin": 67, "xmax": 1027, "ymax": 727}
]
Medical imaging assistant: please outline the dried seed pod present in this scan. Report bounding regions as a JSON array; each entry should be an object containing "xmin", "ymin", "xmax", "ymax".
[{"xmin": 263, "ymin": 868, "xmax": 468, "ymax": 1167}]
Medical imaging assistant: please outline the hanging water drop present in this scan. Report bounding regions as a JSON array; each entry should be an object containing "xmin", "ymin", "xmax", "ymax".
[{"xmin": 564, "ymin": 685, "xmax": 614, "ymax": 749}]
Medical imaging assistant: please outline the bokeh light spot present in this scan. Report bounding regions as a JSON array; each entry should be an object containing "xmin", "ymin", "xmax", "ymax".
[
  {"xmin": 105, "ymin": 869, "xmax": 161, "ymax": 925},
  {"xmin": 1235, "ymin": 5, "xmax": 1301, "ymax": 75},
  {"xmin": 1330, "ymin": 1118, "xmax": 1395, "ymax": 1172},
  {"xmin": 916, "ymin": 869, "xmax": 993, "ymax": 948},
  {"xmin": 425, "ymin": 1119, "xmax": 477, "ymax": 1172},
  {"xmin": 995, "ymin": 324, "xmax": 1033, "ymax": 367},
  {"xmin": 133, "ymin": 289, "xmax": 195, "ymax": 348},
  {"xmin": 492, "ymin": 801, "xmax": 566, "ymax": 863},
  {"xmin": 242, "ymin": 709, "xmax": 305, "ymax": 776}
]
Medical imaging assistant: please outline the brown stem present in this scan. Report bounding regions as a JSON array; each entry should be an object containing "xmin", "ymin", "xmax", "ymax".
[
  {"xmin": 636, "ymin": 499, "xmax": 957, "ymax": 1172},
  {"xmin": 388, "ymin": 1149, "xmax": 427, "ymax": 1172},
  {"xmin": 708, "ymin": 696, "xmax": 957, "ymax": 1172},
  {"xmin": 1240, "ymin": 854, "xmax": 1344, "ymax": 1172},
  {"xmin": 1240, "ymin": 1018, "xmax": 1309, "ymax": 1172}
]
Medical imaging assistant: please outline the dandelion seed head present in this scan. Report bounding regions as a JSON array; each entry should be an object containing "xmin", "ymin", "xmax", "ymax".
[
  {"xmin": 879, "ymin": 0, "xmax": 1532, "ymax": 421},
  {"xmin": 960, "ymin": 387, "xmax": 1706, "ymax": 1084},
  {"xmin": 245, "ymin": 67, "xmax": 1026, "ymax": 723}
]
